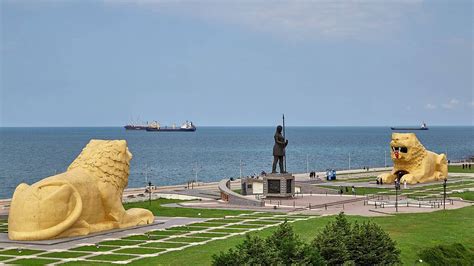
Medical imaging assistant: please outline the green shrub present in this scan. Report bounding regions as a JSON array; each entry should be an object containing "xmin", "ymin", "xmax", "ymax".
[
  {"xmin": 212, "ymin": 222, "xmax": 325, "ymax": 266},
  {"xmin": 418, "ymin": 243, "xmax": 474, "ymax": 266},
  {"xmin": 348, "ymin": 221, "xmax": 400, "ymax": 265},
  {"xmin": 212, "ymin": 234, "xmax": 276, "ymax": 266},
  {"xmin": 312, "ymin": 213, "xmax": 400, "ymax": 266},
  {"xmin": 312, "ymin": 213, "xmax": 351, "ymax": 265}
]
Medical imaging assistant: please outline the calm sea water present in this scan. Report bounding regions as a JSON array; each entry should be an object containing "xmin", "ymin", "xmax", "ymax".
[{"xmin": 0, "ymin": 126, "xmax": 472, "ymax": 199}]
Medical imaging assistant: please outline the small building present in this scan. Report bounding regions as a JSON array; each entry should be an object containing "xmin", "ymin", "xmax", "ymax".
[{"xmin": 240, "ymin": 177, "xmax": 263, "ymax": 195}]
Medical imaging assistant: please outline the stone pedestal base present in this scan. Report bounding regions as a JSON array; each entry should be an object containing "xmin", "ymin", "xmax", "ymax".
[{"xmin": 263, "ymin": 173, "xmax": 295, "ymax": 198}]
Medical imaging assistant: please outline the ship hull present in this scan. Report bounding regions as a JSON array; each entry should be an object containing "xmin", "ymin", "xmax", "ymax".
[
  {"xmin": 146, "ymin": 127, "xmax": 196, "ymax": 132},
  {"xmin": 124, "ymin": 125, "xmax": 147, "ymax": 130},
  {"xmin": 391, "ymin": 127, "xmax": 428, "ymax": 130}
]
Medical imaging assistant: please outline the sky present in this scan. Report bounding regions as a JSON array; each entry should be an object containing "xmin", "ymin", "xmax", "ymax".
[{"xmin": 0, "ymin": 0, "xmax": 473, "ymax": 127}]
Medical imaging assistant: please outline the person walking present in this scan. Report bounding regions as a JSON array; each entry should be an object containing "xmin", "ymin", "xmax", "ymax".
[{"xmin": 351, "ymin": 186, "xmax": 355, "ymax": 196}]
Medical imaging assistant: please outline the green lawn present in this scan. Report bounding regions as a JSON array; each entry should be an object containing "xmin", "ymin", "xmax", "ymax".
[
  {"xmin": 122, "ymin": 234, "xmax": 168, "ymax": 241},
  {"xmin": 449, "ymin": 165, "xmax": 474, "ymax": 173},
  {"xmin": 39, "ymin": 252, "xmax": 89, "ymax": 258},
  {"xmin": 128, "ymin": 206, "xmax": 474, "ymax": 265},
  {"xmin": 8, "ymin": 258, "xmax": 59, "ymax": 265},
  {"xmin": 450, "ymin": 191, "xmax": 474, "ymax": 201},
  {"xmin": 316, "ymin": 185, "xmax": 390, "ymax": 195},
  {"xmin": 123, "ymin": 198, "xmax": 252, "ymax": 218},
  {"xmin": 114, "ymin": 247, "xmax": 165, "ymax": 254},
  {"xmin": 0, "ymin": 249, "xmax": 43, "ymax": 256},
  {"xmin": 88, "ymin": 254, "xmax": 136, "ymax": 262},
  {"xmin": 70, "ymin": 245, "xmax": 118, "ymax": 252}
]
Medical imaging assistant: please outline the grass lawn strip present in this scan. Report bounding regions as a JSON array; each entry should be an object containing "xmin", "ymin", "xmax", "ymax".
[
  {"xmin": 70, "ymin": 245, "xmax": 118, "ymax": 252},
  {"xmin": 226, "ymin": 224, "xmax": 265, "ymax": 229},
  {"xmin": 0, "ymin": 248, "xmax": 44, "ymax": 256},
  {"xmin": 199, "ymin": 219, "xmax": 237, "ymax": 224},
  {"xmin": 450, "ymin": 191, "xmax": 474, "ymax": 201},
  {"xmin": 122, "ymin": 234, "xmax": 168, "ymax": 241},
  {"xmin": 242, "ymin": 220, "xmax": 282, "ymax": 225},
  {"xmin": 38, "ymin": 251, "xmax": 89, "ymax": 259},
  {"xmin": 0, "ymin": 256, "xmax": 12, "ymax": 261},
  {"xmin": 164, "ymin": 237, "xmax": 209, "ymax": 243},
  {"xmin": 113, "ymin": 247, "xmax": 166, "ymax": 255},
  {"xmin": 97, "ymin": 239, "xmax": 145, "ymax": 246},
  {"xmin": 7, "ymin": 258, "xmax": 60, "ymax": 265},
  {"xmin": 187, "ymin": 232, "xmax": 230, "ymax": 238},
  {"xmin": 165, "ymin": 225, "xmax": 209, "ymax": 231},
  {"xmin": 184, "ymin": 222, "xmax": 224, "ymax": 227},
  {"xmin": 207, "ymin": 228, "xmax": 247, "ymax": 233},
  {"xmin": 87, "ymin": 254, "xmax": 136, "ymax": 262},
  {"xmin": 124, "ymin": 198, "xmax": 252, "ymax": 218},
  {"xmin": 149, "ymin": 230, "xmax": 187, "ymax": 236},
  {"xmin": 141, "ymin": 242, "xmax": 188, "ymax": 249}
]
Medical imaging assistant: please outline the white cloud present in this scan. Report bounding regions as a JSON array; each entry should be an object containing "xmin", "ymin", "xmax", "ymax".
[
  {"xmin": 441, "ymin": 99, "xmax": 460, "ymax": 109},
  {"xmin": 105, "ymin": 0, "xmax": 424, "ymax": 40},
  {"xmin": 425, "ymin": 103, "xmax": 437, "ymax": 110}
]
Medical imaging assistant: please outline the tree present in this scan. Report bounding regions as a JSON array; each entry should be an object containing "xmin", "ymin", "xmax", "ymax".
[
  {"xmin": 213, "ymin": 221, "xmax": 325, "ymax": 266},
  {"xmin": 348, "ymin": 221, "xmax": 401, "ymax": 265},
  {"xmin": 265, "ymin": 221, "xmax": 303, "ymax": 265},
  {"xmin": 311, "ymin": 213, "xmax": 400, "ymax": 266},
  {"xmin": 212, "ymin": 234, "xmax": 276, "ymax": 266},
  {"xmin": 312, "ymin": 213, "xmax": 351, "ymax": 265}
]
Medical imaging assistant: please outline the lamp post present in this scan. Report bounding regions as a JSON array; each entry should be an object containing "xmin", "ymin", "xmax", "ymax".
[
  {"xmin": 192, "ymin": 162, "xmax": 202, "ymax": 187},
  {"xmin": 348, "ymin": 153, "xmax": 351, "ymax": 170},
  {"xmin": 443, "ymin": 178, "xmax": 447, "ymax": 210},
  {"xmin": 148, "ymin": 181, "xmax": 152, "ymax": 206},
  {"xmin": 394, "ymin": 179, "xmax": 401, "ymax": 213},
  {"xmin": 384, "ymin": 150, "xmax": 387, "ymax": 168}
]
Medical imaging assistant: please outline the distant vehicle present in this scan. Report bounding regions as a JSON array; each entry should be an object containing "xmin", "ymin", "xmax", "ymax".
[
  {"xmin": 326, "ymin": 169, "xmax": 336, "ymax": 181},
  {"xmin": 146, "ymin": 121, "xmax": 196, "ymax": 132},
  {"xmin": 391, "ymin": 122, "xmax": 429, "ymax": 131}
]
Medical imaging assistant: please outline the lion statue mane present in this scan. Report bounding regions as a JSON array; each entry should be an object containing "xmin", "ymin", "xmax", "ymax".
[
  {"xmin": 8, "ymin": 139, "xmax": 154, "ymax": 241},
  {"xmin": 378, "ymin": 133, "xmax": 448, "ymax": 184}
]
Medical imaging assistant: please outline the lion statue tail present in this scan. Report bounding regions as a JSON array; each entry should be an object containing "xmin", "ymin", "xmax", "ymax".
[{"xmin": 8, "ymin": 181, "xmax": 83, "ymax": 241}]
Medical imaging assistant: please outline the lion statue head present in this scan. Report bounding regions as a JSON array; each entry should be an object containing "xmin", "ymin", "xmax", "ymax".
[
  {"xmin": 67, "ymin": 139, "xmax": 132, "ymax": 191},
  {"xmin": 390, "ymin": 133, "xmax": 426, "ymax": 168}
]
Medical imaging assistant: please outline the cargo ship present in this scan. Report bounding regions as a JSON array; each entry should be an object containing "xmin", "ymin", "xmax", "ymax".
[
  {"xmin": 146, "ymin": 121, "xmax": 196, "ymax": 132},
  {"xmin": 124, "ymin": 124, "xmax": 148, "ymax": 130},
  {"xmin": 391, "ymin": 122, "xmax": 428, "ymax": 131}
]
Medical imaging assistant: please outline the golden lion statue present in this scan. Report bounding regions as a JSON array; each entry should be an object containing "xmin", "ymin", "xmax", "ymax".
[
  {"xmin": 8, "ymin": 140, "xmax": 154, "ymax": 241},
  {"xmin": 378, "ymin": 133, "xmax": 447, "ymax": 184}
]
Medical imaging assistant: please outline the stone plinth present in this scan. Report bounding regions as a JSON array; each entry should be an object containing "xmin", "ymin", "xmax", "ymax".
[{"xmin": 263, "ymin": 173, "xmax": 295, "ymax": 198}]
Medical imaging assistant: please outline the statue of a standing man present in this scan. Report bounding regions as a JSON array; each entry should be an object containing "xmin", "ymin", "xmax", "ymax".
[{"xmin": 272, "ymin": 125, "xmax": 288, "ymax": 173}]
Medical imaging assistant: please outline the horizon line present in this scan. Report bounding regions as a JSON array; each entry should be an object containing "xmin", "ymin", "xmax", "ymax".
[{"xmin": 1, "ymin": 125, "xmax": 473, "ymax": 128}]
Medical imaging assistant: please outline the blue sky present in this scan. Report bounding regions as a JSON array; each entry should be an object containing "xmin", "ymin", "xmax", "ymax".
[{"xmin": 1, "ymin": 0, "xmax": 472, "ymax": 126}]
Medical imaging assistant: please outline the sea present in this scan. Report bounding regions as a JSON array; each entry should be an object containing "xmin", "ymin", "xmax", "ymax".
[{"xmin": 0, "ymin": 126, "xmax": 472, "ymax": 199}]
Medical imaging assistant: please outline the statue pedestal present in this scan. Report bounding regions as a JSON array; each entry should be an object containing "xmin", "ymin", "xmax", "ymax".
[{"xmin": 263, "ymin": 173, "xmax": 295, "ymax": 198}]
